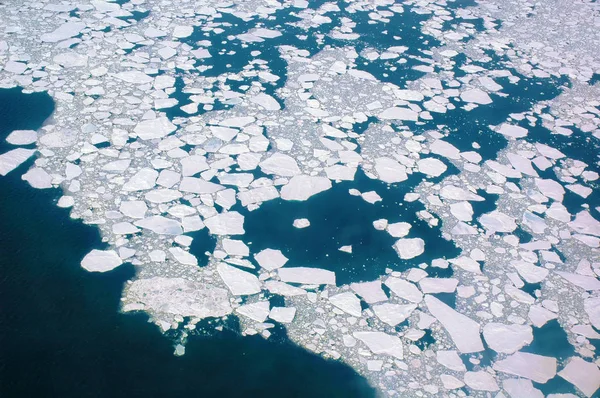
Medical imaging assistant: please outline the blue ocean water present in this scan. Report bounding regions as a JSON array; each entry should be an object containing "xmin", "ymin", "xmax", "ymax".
[
  {"xmin": 237, "ymin": 169, "xmax": 459, "ymax": 286},
  {"xmin": 0, "ymin": 88, "xmax": 375, "ymax": 398}
]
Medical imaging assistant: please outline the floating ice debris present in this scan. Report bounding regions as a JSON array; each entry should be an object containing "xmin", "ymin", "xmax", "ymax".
[
  {"xmin": 0, "ymin": 148, "xmax": 36, "ymax": 176},
  {"xmin": 393, "ymin": 238, "xmax": 425, "ymax": 259},
  {"xmin": 278, "ymin": 267, "xmax": 336, "ymax": 285},
  {"xmin": 436, "ymin": 350, "xmax": 466, "ymax": 372},
  {"xmin": 133, "ymin": 117, "xmax": 177, "ymax": 140},
  {"xmin": 5, "ymin": 130, "xmax": 37, "ymax": 145},
  {"xmin": 329, "ymin": 292, "xmax": 362, "ymax": 317},
  {"xmin": 254, "ymin": 249, "xmax": 288, "ymax": 271},
  {"xmin": 482, "ymin": 323, "xmax": 533, "ymax": 354},
  {"xmin": 40, "ymin": 21, "xmax": 86, "ymax": 43},
  {"xmin": 264, "ymin": 280, "xmax": 306, "ymax": 297},
  {"xmin": 350, "ymin": 281, "xmax": 388, "ymax": 304},
  {"xmin": 479, "ymin": 211, "xmax": 517, "ymax": 233},
  {"xmin": 168, "ymin": 248, "xmax": 198, "ymax": 266},
  {"xmin": 134, "ymin": 216, "xmax": 182, "ymax": 235},
  {"xmin": 503, "ymin": 378, "xmax": 544, "ymax": 398},
  {"xmin": 425, "ymin": 295, "xmax": 484, "ymax": 353},
  {"xmin": 222, "ymin": 239, "xmax": 249, "ymax": 257},
  {"xmin": 250, "ymin": 93, "xmax": 280, "ymax": 111},
  {"xmin": 204, "ymin": 212, "xmax": 245, "ymax": 236},
  {"xmin": 460, "ymin": 88, "xmax": 492, "ymax": 105},
  {"xmin": 378, "ymin": 107, "xmax": 419, "ymax": 121},
  {"xmin": 353, "ymin": 331, "xmax": 404, "ymax": 360},
  {"xmin": 493, "ymin": 352, "xmax": 557, "ymax": 383},
  {"xmin": 217, "ymin": 263, "xmax": 261, "ymax": 296},
  {"xmin": 463, "ymin": 371, "xmax": 499, "ymax": 392},
  {"xmin": 384, "ymin": 277, "xmax": 423, "ymax": 303},
  {"xmin": 236, "ymin": 301, "xmax": 270, "ymax": 322},
  {"xmin": 386, "ymin": 222, "xmax": 411, "ymax": 238},
  {"xmin": 372, "ymin": 303, "xmax": 417, "ymax": 326},
  {"xmin": 259, "ymin": 153, "xmax": 300, "ymax": 177},
  {"xmin": 498, "ymin": 123, "xmax": 528, "ymax": 138},
  {"xmin": 22, "ymin": 167, "xmax": 52, "ymax": 189},
  {"xmin": 558, "ymin": 357, "xmax": 600, "ymax": 397},
  {"xmin": 80, "ymin": 249, "xmax": 123, "ymax": 273},
  {"xmin": 125, "ymin": 277, "xmax": 231, "ymax": 319},
  {"xmin": 293, "ymin": 218, "xmax": 310, "ymax": 228},
  {"xmin": 281, "ymin": 175, "xmax": 331, "ymax": 201},
  {"xmin": 122, "ymin": 168, "xmax": 158, "ymax": 192},
  {"xmin": 374, "ymin": 157, "xmax": 408, "ymax": 183},
  {"xmin": 416, "ymin": 158, "xmax": 447, "ymax": 177},
  {"xmin": 269, "ymin": 307, "xmax": 296, "ymax": 323}
]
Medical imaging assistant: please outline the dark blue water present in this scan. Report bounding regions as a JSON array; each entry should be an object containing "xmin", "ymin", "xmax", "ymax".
[
  {"xmin": 0, "ymin": 88, "xmax": 375, "ymax": 398},
  {"xmin": 237, "ymin": 170, "xmax": 459, "ymax": 286}
]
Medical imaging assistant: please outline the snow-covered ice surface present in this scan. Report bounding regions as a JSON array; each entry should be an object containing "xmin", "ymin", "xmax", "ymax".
[{"xmin": 1, "ymin": 0, "xmax": 600, "ymax": 396}]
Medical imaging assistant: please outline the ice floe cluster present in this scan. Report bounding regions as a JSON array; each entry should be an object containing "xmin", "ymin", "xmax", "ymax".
[{"xmin": 1, "ymin": 0, "xmax": 600, "ymax": 396}]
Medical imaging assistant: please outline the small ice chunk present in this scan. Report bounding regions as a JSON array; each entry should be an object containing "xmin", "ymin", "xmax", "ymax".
[
  {"xmin": 417, "ymin": 158, "xmax": 447, "ymax": 177},
  {"xmin": 22, "ymin": 167, "xmax": 52, "ymax": 189},
  {"xmin": 384, "ymin": 277, "xmax": 422, "ymax": 303},
  {"xmin": 264, "ymin": 281, "xmax": 306, "ymax": 296},
  {"xmin": 281, "ymin": 175, "xmax": 331, "ymax": 201},
  {"xmin": 236, "ymin": 301, "xmax": 270, "ymax": 322},
  {"xmin": 535, "ymin": 178, "xmax": 565, "ymax": 202},
  {"xmin": 259, "ymin": 153, "xmax": 301, "ymax": 177},
  {"xmin": 329, "ymin": 292, "xmax": 362, "ymax": 317},
  {"xmin": 81, "ymin": 249, "xmax": 123, "ymax": 273},
  {"xmin": 463, "ymin": 371, "xmax": 499, "ymax": 391},
  {"xmin": 437, "ymin": 350, "xmax": 466, "ymax": 371},
  {"xmin": 503, "ymin": 378, "xmax": 543, "ymax": 398},
  {"xmin": 350, "ymin": 281, "xmax": 388, "ymax": 304},
  {"xmin": 41, "ymin": 22, "xmax": 86, "ymax": 43},
  {"xmin": 493, "ymin": 352, "xmax": 557, "ymax": 383},
  {"xmin": 217, "ymin": 263, "xmax": 261, "ymax": 296},
  {"xmin": 482, "ymin": 323, "xmax": 533, "ymax": 354},
  {"xmin": 122, "ymin": 168, "xmax": 158, "ymax": 191},
  {"xmin": 6, "ymin": 130, "xmax": 37, "ymax": 145},
  {"xmin": 378, "ymin": 107, "xmax": 419, "ymax": 121},
  {"xmin": 450, "ymin": 201, "xmax": 473, "ymax": 221},
  {"xmin": 558, "ymin": 357, "xmax": 600, "ymax": 397},
  {"xmin": 269, "ymin": 307, "xmax": 296, "ymax": 323},
  {"xmin": 278, "ymin": 267, "xmax": 335, "ymax": 285},
  {"xmin": 179, "ymin": 177, "xmax": 224, "ymax": 194},
  {"xmin": 204, "ymin": 212, "xmax": 245, "ymax": 235},
  {"xmin": 222, "ymin": 239, "xmax": 249, "ymax": 257},
  {"xmin": 372, "ymin": 303, "xmax": 417, "ymax": 326},
  {"xmin": 0, "ymin": 148, "xmax": 36, "ymax": 176},
  {"xmin": 134, "ymin": 216, "xmax": 182, "ymax": 235},
  {"xmin": 254, "ymin": 249, "xmax": 288, "ymax": 271},
  {"xmin": 387, "ymin": 222, "xmax": 411, "ymax": 238},
  {"xmin": 119, "ymin": 201, "xmax": 147, "ymax": 219},
  {"xmin": 419, "ymin": 278, "xmax": 458, "ymax": 293},
  {"xmin": 479, "ymin": 211, "xmax": 517, "ymax": 233},
  {"xmin": 250, "ymin": 93, "xmax": 280, "ymax": 111},
  {"xmin": 169, "ymin": 248, "xmax": 197, "ymax": 266},
  {"xmin": 353, "ymin": 331, "xmax": 404, "ymax": 359},
  {"xmin": 460, "ymin": 88, "xmax": 492, "ymax": 105},
  {"xmin": 393, "ymin": 238, "xmax": 424, "ymax": 259},
  {"xmin": 375, "ymin": 157, "xmax": 408, "ymax": 183},
  {"xmin": 425, "ymin": 295, "xmax": 484, "ymax": 353},
  {"xmin": 498, "ymin": 124, "xmax": 528, "ymax": 138},
  {"xmin": 133, "ymin": 117, "xmax": 177, "ymax": 140},
  {"xmin": 293, "ymin": 218, "xmax": 310, "ymax": 228}
]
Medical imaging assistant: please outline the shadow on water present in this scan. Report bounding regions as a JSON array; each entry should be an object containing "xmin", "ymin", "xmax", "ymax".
[
  {"xmin": 0, "ymin": 88, "xmax": 376, "ymax": 397},
  {"xmin": 239, "ymin": 169, "xmax": 459, "ymax": 286}
]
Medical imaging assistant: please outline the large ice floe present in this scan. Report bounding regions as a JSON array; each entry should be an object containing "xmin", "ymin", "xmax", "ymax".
[{"xmin": 1, "ymin": 0, "xmax": 600, "ymax": 396}]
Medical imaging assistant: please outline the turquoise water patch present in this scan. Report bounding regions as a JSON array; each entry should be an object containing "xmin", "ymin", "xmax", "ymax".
[{"xmin": 239, "ymin": 170, "xmax": 459, "ymax": 285}]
